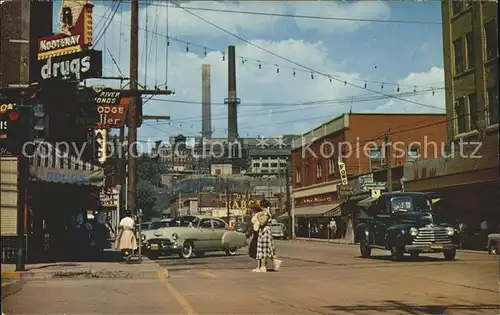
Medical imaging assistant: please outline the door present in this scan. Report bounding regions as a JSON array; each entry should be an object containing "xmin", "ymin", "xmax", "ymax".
[
  {"xmin": 211, "ymin": 219, "xmax": 227, "ymax": 248},
  {"xmin": 373, "ymin": 198, "xmax": 391, "ymax": 246},
  {"xmin": 196, "ymin": 218, "xmax": 215, "ymax": 250}
]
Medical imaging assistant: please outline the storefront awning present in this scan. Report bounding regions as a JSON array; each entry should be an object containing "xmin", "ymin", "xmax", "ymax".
[
  {"xmin": 278, "ymin": 203, "xmax": 342, "ymax": 219},
  {"xmin": 29, "ymin": 142, "xmax": 105, "ymax": 187},
  {"xmin": 357, "ymin": 196, "xmax": 379, "ymax": 208}
]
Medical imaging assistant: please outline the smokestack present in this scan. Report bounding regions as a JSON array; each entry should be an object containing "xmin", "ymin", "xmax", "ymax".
[
  {"xmin": 201, "ymin": 64, "xmax": 212, "ymax": 139},
  {"xmin": 225, "ymin": 45, "xmax": 240, "ymax": 143}
]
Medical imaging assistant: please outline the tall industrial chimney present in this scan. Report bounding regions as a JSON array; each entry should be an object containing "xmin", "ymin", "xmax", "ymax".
[
  {"xmin": 201, "ymin": 64, "xmax": 212, "ymax": 139},
  {"xmin": 225, "ymin": 45, "xmax": 240, "ymax": 143}
]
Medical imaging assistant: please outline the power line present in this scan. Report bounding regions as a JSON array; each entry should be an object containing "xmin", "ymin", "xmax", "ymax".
[
  {"xmin": 170, "ymin": 2, "xmax": 444, "ymax": 112},
  {"xmin": 92, "ymin": 11, "xmax": 444, "ymax": 90},
  {"xmin": 163, "ymin": 3, "xmax": 443, "ymax": 25}
]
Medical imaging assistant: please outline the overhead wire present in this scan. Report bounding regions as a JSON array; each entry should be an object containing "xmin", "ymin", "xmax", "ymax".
[{"xmin": 171, "ymin": 1, "xmax": 442, "ymax": 112}]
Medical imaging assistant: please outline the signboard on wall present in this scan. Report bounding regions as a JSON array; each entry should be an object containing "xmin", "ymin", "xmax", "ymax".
[
  {"xmin": 36, "ymin": 49, "xmax": 102, "ymax": 83},
  {"xmin": 37, "ymin": 0, "xmax": 94, "ymax": 60}
]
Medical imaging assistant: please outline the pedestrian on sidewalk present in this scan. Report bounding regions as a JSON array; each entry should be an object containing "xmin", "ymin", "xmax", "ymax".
[
  {"xmin": 116, "ymin": 210, "xmax": 138, "ymax": 263},
  {"xmin": 255, "ymin": 211, "xmax": 282, "ymax": 272}
]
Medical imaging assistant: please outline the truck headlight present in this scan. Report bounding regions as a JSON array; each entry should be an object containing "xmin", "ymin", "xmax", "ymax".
[
  {"xmin": 445, "ymin": 227, "xmax": 454, "ymax": 236},
  {"xmin": 172, "ymin": 233, "xmax": 178, "ymax": 241},
  {"xmin": 409, "ymin": 227, "xmax": 418, "ymax": 236}
]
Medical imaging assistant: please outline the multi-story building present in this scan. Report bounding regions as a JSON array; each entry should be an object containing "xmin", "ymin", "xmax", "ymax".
[
  {"xmin": 193, "ymin": 135, "xmax": 297, "ymax": 175},
  {"xmin": 403, "ymin": 0, "xmax": 498, "ymax": 245},
  {"xmin": 290, "ymin": 113, "xmax": 447, "ymax": 237},
  {"xmin": 152, "ymin": 134, "xmax": 195, "ymax": 172}
]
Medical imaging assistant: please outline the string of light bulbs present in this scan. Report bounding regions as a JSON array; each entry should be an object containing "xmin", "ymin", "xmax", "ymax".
[{"xmin": 94, "ymin": 11, "xmax": 445, "ymax": 91}]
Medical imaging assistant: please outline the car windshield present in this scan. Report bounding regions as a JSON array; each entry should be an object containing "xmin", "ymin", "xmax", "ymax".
[
  {"xmin": 391, "ymin": 195, "xmax": 432, "ymax": 212},
  {"xmin": 140, "ymin": 223, "xmax": 150, "ymax": 230},
  {"xmin": 149, "ymin": 221, "xmax": 171, "ymax": 229}
]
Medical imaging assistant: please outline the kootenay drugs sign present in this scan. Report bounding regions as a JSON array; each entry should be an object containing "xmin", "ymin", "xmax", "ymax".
[{"xmin": 36, "ymin": 50, "xmax": 102, "ymax": 82}]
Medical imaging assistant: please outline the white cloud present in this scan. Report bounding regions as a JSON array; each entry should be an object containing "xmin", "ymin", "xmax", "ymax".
[
  {"xmin": 291, "ymin": 1, "xmax": 392, "ymax": 33},
  {"xmin": 368, "ymin": 67, "xmax": 445, "ymax": 113},
  {"xmin": 87, "ymin": 2, "xmax": 442, "ymax": 143}
]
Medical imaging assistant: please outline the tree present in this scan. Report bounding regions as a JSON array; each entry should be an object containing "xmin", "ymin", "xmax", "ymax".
[
  {"xmin": 137, "ymin": 179, "xmax": 158, "ymax": 216},
  {"xmin": 137, "ymin": 155, "xmax": 167, "ymax": 187}
]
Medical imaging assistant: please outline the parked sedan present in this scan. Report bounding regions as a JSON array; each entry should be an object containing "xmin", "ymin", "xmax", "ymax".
[{"xmin": 143, "ymin": 215, "xmax": 247, "ymax": 259}]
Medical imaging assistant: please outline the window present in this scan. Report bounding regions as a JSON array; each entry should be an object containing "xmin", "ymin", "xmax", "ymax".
[
  {"xmin": 487, "ymin": 86, "xmax": 499, "ymax": 125},
  {"xmin": 452, "ymin": 1, "xmax": 461, "ymax": 15},
  {"xmin": 485, "ymin": 20, "xmax": 498, "ymax": 61},
  {"xmin": 253, "ymin": 163, "xmax": 260, "ymax": 167},
  {"xmin": 369, "ymin": 146, "xmax": 381, "ymax": 161},
  {"xmin": 212, "ymin": 219, "xmax": 226, "ymax": 229},
  {"xmin": 316, "ymin": 161, "xmax": 323, "ymax": 178},
  {"xmin": 295, "ymin": 169, "xmax": 301, "ymax": 183},
  {"xmin": 453, "ymin": 38, "xmax": 464, "ymax": 74},
  {"xmin": 280, "ymin": 163, "xmax": 287, "ymax": 168},
  {"xmin": 270, "ymin": 163, "xmax": 278, "ymax": 167},
  {"xmin": 199, "ymin": 219, "xmax": 212, "ymax": 228},
  {"xmin": 468, "ymin": 93, "xmax": 478, "ymax": 130},
  {"xmin": 262, "ymin": 163, "xmax": 269, "ymax": 167},
  {"xmin": 465, "ymin": 32, "xmax": 474, "ymax": 69},
  {"xmin": 407, "ymin": 146, "xmax": 419, "ymax": 162},
  {"xmin": 455, "ymin": 98, "xmax": 466, "ymax": 134},
  {"xmin": 328, "ymin": 158, "xmax": 335, "ymax": 174}
]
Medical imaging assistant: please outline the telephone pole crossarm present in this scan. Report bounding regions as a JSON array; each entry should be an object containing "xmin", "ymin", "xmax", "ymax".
[{"xmin": 142, "ymin": 115, "xmax": 170, "ymax": 120}]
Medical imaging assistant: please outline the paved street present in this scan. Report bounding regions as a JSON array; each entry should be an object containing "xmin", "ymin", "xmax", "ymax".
[{"xmin": 2, "ymin": 241, "xmax": 499, "ymax": 314}]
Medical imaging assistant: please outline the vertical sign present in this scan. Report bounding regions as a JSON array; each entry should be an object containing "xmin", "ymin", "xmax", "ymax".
[
  {"xmin": 94, "ymin": 129, "xmax": 107, "ymax": 164},
  {"xmin": 338, "ymin": 161, "xmax": 348, "ymax": 185}
]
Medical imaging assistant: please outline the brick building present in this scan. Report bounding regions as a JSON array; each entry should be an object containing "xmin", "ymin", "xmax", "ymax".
[
  {"xmin": 289, "ymin": 113, "xmax": 446, "ymax": 238},
  {"xmin": 402, "ymin": 0, "xmax": 498, "ymax": 249}
]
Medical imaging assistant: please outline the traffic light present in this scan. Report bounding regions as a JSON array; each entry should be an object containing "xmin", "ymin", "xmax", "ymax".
[{"xmin": 32, "ymin": 101, "xmax": 48, "ymax": 142}]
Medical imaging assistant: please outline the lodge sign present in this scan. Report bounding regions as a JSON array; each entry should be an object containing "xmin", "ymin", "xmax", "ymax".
[{"xmin": 36, "ymin": 50, "xmax": 102, "ymax": 83}]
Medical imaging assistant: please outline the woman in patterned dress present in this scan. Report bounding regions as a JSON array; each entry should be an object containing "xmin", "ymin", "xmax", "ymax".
[
  {"xmin": 255, "ymin": 211, "xmax": 282, "ymax": 272},
  {"xmin": 247, "ymin": 205, "xmax": 263, "ymax": 270}
]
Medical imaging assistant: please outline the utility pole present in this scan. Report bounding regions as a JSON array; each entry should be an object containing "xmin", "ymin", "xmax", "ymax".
[
  {"xmin": 285, "ymin": 164, "xmax": 292, "ymax": 239},
  {"xmin": 225, "ymin": 179, "xmax": 230, "ymax": 224},
  {"xmin": 384, "ymin": 132, "xmax": 392, "ymax": 192}
]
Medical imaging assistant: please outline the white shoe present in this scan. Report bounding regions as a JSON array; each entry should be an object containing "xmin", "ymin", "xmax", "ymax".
[
  {"xmin": 251, "ymin": 268, "xmax": 260, "ymax": 272},
  {"xmin": 273, "ymin": 259, "xmax": 282, "ymax": 271},
  {"xmin": 258, "ymin": 266, "xmax": 267, "ymax": 272}
]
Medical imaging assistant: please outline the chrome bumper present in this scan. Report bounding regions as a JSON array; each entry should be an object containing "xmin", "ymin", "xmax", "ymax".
[
  {"xmin": 405, "ymin": 244, "xmax": 458, "ymax": 252},
  {"xmin": 145, "ymin": 239, "xmax": 181, "ymax": 252}
]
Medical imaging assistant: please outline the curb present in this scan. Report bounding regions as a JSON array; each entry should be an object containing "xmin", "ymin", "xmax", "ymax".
[
  {"xmin": 1, "ymin": 268, "xmax": 169, "ymax": 281},
  {"xmin": 1, "ymin": 280, "xmax": 24, "ymax": 300},
  {"xmin": 293, "ymin": 238, "xmax": 490, "ymax": 254}
]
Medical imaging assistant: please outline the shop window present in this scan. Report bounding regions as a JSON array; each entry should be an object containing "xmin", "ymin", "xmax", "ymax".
[
  {"xmin": 369, "ymin": 146, "xmax": 381, "ymax": 161},
  {"xmin": 452, "ymin": 2, "xmax": 461, "ymax": 15},
  {"xmin": 407, "ymin": 146, "xmax": 419, "ymax": 162},
  {"xmin": 316, "ymin": 161, "xmax": 323, "ymax": 178},
  {"xmin": 465, "ymin": 32, "xmax": 474, "ymax": 69},
  {"xmin": 487, "ymin": 86, "xmax": 499, "ymax": 125},
  {"xmin": 455, "ymin": 98, "xmax": 466, "ymax": 134},
  {"xmin": 295, "ymin": 169, "xmax": 301, "ymax": 183},
  {"xmin": 328, "ymin": 158, "xmax": 335, "ymax": 174},
  {"xmin": 453, "ymin": 38, "xmax": 464, "ymax": 75},
  {"xmin": 485, "ymin": 20, "xmax": 498, "ymax": 61}
]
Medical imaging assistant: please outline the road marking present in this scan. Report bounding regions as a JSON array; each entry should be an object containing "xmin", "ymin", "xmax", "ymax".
[
  {"xmin": 158, "ymin": 273, "xmax": 196, "ymax": 315},
  {"xmin": 199, "ymin": 271, "xmax": 216, "ymax": 279}
]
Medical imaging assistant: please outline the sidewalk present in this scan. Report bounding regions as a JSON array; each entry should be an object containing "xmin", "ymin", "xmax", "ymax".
[
  {"xmin": 294, "ymin": 237, "xmax": 489, "ymax": 254},
  {"xmin": 2, "ymin": 259, "xmax": 167, "ymax": 282}
]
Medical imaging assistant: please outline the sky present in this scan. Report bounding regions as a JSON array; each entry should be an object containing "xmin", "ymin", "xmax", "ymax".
[{"xmin": 53, "ymin": 1, "xmax": 446, "ymax": 144}]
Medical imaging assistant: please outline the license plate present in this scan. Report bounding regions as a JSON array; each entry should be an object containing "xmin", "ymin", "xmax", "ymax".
[
  {"xmin": 430, "ymin": 244, "xmax": 443, "ymax": 250},
  {"xmin": 150, "ymin": 244, "xmax": 158, "ymax": 250}
]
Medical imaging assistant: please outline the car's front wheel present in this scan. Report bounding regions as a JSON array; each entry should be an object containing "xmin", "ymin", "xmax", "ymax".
[
  {"xmin": 488, "ymin": 241, "xmax": 499, "ymax": 255},
  {"xmin": 360, "ymin": 240, "xmax": 371, "ymax": 258},
  {"xmin": 443, "ymin": 249, "xmax": 456, "ymax": 260},
  {"xmin": 225, "ymin": 247, "xmax": 237, "ymax": 256},
  {"xmin": 179, "ymin": 241, "xmax": 193, "ymax": 259}
]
